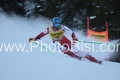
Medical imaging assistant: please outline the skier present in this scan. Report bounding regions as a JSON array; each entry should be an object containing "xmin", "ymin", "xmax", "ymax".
[{"xmin": 29, "ymin": 17, "xmax": 102, "ymax": 64}]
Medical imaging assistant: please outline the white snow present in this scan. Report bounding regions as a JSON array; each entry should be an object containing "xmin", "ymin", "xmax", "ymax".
[{"xmin": 0, "ymin": 13, "xmax": 120, "ymax": 80}]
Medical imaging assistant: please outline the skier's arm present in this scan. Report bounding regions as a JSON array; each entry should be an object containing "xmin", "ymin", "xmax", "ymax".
[
  {"xmin": 62, "ymin": 25, "xmax": 78, "ymax": 40},
  {"xmin": 34, "ymin": 27, "xmax": 49, "ymax": 40}
]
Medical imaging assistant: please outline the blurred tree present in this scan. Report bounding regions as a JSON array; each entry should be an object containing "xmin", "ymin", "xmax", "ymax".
[
  {"xmin": 0, "ymin": 0, "xmax": 25, "ymax": 16},
  {"xmin": 91, "ymin": 0, "xmax": 120, "ymax": 40},
  {"xmin": 0, "ymin": 0, "xmax": 120, "ymax": 40}
]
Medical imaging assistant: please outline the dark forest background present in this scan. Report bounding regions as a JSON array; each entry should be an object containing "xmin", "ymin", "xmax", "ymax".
[{"xmin": 0, "ymin": 0, "xmax": 120, "ymax": 62}]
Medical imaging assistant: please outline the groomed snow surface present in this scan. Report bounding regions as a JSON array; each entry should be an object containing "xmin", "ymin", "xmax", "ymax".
[{"xmin": 0, "ymin": 13, "xmax": 120, "ymax": 80}]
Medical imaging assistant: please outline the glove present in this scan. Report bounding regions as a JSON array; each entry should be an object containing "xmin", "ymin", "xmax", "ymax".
[
  {"xmin": 29, "ymin": 38, "xmax": 35, "ymax": 42},
  {"xmin": 73, "ymin": 37, "xmax": 78, "ymax": 43}
]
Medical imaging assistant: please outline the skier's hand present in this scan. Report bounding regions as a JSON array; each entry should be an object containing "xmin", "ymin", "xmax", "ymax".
[
  {"xmin": 29, "ymin": 38, "xmax": 35, "ymax": 42},
  {"xmin": 73, "ymin": 37, "xmax": 78, "ymax": 43}
]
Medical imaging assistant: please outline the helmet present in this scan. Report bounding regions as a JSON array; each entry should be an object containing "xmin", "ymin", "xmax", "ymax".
[{"xmin": 52, "ymin": 17, "xmax": 61, "ymax": 29}]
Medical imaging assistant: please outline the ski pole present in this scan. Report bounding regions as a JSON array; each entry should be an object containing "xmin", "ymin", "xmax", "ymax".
[
  {"xmin": 33, "ymin": 42, "xmax": 53, "ymax": 53},
  {"xmin": 78, "ymin": 40, "xmax": 103, "ymax": 44},
  {"xmin": 78, "ymin": 40, "xmax": 117, "ymax": 46}
]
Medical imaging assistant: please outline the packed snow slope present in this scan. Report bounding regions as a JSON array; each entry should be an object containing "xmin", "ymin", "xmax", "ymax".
[{"xmin": 0, "ymin": 13, "xmax": 120, "ymax": 80}]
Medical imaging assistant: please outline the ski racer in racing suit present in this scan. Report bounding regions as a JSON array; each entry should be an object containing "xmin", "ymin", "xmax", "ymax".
[{"xmin": 29, "ymin": 17, "xmax": 102, "ymax": 64}]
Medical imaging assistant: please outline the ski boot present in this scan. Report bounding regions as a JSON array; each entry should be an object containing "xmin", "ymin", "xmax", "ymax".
[
  {"xmin": 96, "ymin": 60, "xmax": 102, "ymax": 64},
  {"xmin": 76, "ymin": 56, "xmax": 82, "ymax": 60}
]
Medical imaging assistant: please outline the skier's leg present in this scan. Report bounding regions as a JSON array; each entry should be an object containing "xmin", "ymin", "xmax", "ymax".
[
  {"xmin": 71, "ymin": 44, "xmax": 83, "ymax": 57},
  {"xmin": 85, "ymin": 54, "xmax": 97, "ymax": 62},
  {"xmin": 70, "ymin": 43, "xmax": 102, "ymax": 64},
  {"xmin": 62, "ymin": 49, "xmax": 82, "ymax": 60},
  {"xmin": 60, "ymin": 39, "xmax": 81, "ymax": 60},
  {"xmin": 84, "ymin": 53, "xmax": 102, "ymax": 64},
  {"xmin": 53, "ymin": 41, "xmax": 81, "ymax": 60}
]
